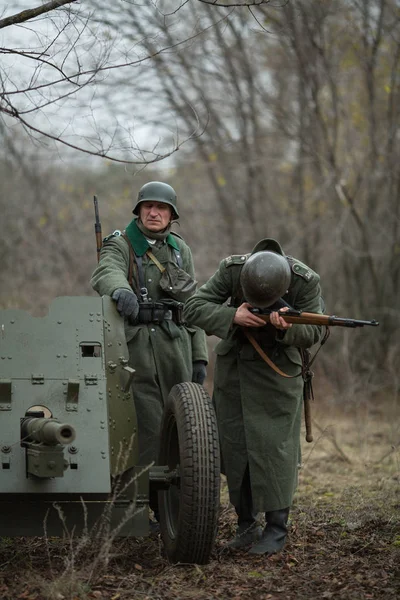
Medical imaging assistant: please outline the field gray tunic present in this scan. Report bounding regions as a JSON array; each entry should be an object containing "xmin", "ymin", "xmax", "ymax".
[
  {"xmin": 183, "ymin": 238, "xmax": 323, "ymax": 513},
  {"xmin": 91, "ymin": 220, "xmax": 208, "ymax": 467}
]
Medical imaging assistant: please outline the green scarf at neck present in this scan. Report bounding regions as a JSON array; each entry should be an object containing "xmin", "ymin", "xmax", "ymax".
[
  {"xmin": 136, "ymin": 218, "xmax": 171, "ymax": 241},
  {"xmin": 124, "ymin": 218, "xmax": 179, "ymax": 256}
]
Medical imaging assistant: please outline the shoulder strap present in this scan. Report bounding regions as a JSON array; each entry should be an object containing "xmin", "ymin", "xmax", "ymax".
[
  {"xmin": 121, "ymin": 233, "xmax": 143, "ymax": 297},
  {"xmin": 121, "ymin": 233, "xmax": 135, "ymax": 287},
  {"xmin": 146, "ymin": 249, "xmax": 165, "ymax": 273},
  {"xmin": 147, "ymin": 247, "xmax": 183, "ymax": 270}
]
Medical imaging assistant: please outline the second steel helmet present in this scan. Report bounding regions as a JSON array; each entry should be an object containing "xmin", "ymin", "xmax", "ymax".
[
  {"xmin": 133, "ymin": 181, "xmax": 179, "ymax": 219},
  {"xmin": 240, "ymin": 251, "xmax": 291, "ymax": 308}
]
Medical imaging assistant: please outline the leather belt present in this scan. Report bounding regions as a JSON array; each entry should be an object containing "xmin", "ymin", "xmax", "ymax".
[{"xmin": 137, "ymin": 302, "xmax": 184, "ymax": 325}]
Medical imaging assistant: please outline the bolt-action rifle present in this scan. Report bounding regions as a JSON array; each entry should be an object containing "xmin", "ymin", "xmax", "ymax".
[{"xmin": 93, "ymin": 195, "xmax": 102, "ymax": 263}]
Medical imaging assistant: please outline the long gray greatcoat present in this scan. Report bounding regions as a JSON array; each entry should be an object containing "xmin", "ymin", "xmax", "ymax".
[
  {"xmin": 90, "ymin": 219, "xmax": 208, "ymax": 467},
  {"xmin": 183, "ymin": 239, "xmax": 323, "ymax": 513}
]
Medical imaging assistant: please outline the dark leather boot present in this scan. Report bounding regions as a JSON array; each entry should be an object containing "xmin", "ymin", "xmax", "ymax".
[
  {"xmin": 227, "ymin": 520, "xmax": 263, "ymax": 549},
  {"xmin": 226, "ymin": 465, "xmax": 262, "ymax": 549},
  {"xmin": 248, "ymin": 508, "xmax": 289, "ymax": 555}
]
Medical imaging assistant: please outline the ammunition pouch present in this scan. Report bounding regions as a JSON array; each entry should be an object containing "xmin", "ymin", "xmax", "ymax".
[
  {"xmin": 137, "ymin": 300, "xmax": 185, "ymax": 325},
  {"xmin": 137, "ymin": 302, "xmax": 165, "ymax": 324}
]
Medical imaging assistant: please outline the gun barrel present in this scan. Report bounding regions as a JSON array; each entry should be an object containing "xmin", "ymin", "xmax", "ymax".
[
  {"xmin": 22, "ymin": 417, "xmax": 76, "ymax": 446},
  {"xmin": 250, "ymin": 309, "xmax": 379, "ymax": 328},
  {"xmin": 94, "ymin": 195, "xmax": 102, "ymax": 262},
  {"xmin": 93, "ymin": 196, "xmax": 101, "ymax": 233},
  {"xmin": 329, "ymin": 317, "xmax": 379, "ymax": 327}
]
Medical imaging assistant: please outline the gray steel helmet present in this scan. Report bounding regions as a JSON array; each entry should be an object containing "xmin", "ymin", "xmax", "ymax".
[
  {"xmin": 133, "ymin": 181, "xmax": 179, "ymax": 219},
  {"xmin": 240, "ymin": 251, "xmax": 291, "ymax": 308}
]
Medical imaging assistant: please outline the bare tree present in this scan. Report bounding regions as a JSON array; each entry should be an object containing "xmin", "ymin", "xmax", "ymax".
[
  {"xmin": 88, "ymin": 0, "xmax": 400, "ymax": 393},
  {"xmin": 2, "ymin": 0, "xmax": 262, "ymax": 164},
  {"xmin": 88, "ymin": 1, "xmax": 290, "ymax": 248},
  {"xmin": 1, "ymin": 0, "xmax": 398, "ymax": 397},
  {"xmin": 259, "ymin": 0, "xmax": 400, "ymax": 386}
]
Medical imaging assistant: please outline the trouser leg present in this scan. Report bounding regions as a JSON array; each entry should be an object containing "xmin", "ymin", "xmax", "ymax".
[
  {"xmin": 148, "ymin": 487, "xmax": 160, "ymax": 534},
  {"xmin": 227, "ymin": 464, "xmax": 262, "ymax": 549},
  {"xmin": 149, "ymin": 488, "xmax": 160, "ymax": 520}
]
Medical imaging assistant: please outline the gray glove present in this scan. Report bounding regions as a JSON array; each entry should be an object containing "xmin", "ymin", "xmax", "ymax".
[
  {"xmin": 192, "ymin": 361, "xmax": 207, "ymax": 385},
  {"xmin": 112, "ymin": 288, "xmax": 139, "ymax": 321}
]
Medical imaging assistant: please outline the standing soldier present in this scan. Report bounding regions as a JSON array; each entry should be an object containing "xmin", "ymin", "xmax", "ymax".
[
  {"xmin": 91, "ymin": 181, "xmax": 208, "ymax": 525},
  {"xmin": 183, "ymin": 238, "xmax": 323, "ymax": 555}
]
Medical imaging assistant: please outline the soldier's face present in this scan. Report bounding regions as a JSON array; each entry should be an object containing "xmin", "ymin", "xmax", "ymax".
[{"xmin": 139, "ymin": 201, "xmax": 172, "ymax": 231}]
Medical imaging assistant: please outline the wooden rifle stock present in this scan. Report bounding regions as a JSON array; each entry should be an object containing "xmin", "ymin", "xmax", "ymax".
[
  {"xmin": 93, "ymin": 195, "xmax": 102, "ymax": 263},
  {"xmin": 251, "ymin": 309, "xmax": 379, "ymax": 328}
]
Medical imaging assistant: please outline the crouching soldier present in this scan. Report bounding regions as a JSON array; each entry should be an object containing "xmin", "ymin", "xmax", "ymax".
[{"xmin": 183, "ymin": 238, "xmax": 323, "ymax": 555}]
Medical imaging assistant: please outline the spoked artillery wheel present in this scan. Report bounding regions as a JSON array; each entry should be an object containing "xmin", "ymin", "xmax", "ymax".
[{"xmin": 158, "ymin": 382, "xmax": 220, "ymax": 564}]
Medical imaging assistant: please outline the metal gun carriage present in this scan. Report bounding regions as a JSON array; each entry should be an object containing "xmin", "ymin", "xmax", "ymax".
[{"xmin": 0, "ymin": 296, "xmax": 220, "ymax": 564}]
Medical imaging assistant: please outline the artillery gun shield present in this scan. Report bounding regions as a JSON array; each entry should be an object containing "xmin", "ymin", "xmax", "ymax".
[
  {"xmin": 0, "ymin": 295, "xmax": 221, "ymax": 562},
  {"xmin": 0, "ymin": 296, "xmax": 148, "ymax": 537}
]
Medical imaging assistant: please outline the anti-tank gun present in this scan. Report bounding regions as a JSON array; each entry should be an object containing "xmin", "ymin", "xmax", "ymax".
[
  {"xmin": 0, "ymin": 296, "xmax": 220, "ymax": 565},
  {"xmin": 21, "ymin": 415, "xmax": 76, "ymax": 478}
]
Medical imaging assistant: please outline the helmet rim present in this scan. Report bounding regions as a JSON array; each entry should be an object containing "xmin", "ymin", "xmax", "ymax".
[{"xmin": 133, "ymin": 181, "xmax": 179, "ymax": 218}]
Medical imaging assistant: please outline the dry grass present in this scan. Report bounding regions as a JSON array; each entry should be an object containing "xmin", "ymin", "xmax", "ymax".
[{"xmin": 0, "ymin": 397, "xmax": 398, "ymax": 600}]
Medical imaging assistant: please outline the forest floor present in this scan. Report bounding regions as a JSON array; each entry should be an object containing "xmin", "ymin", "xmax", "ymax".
[{"xmin": 0, "ymin": 396, "xmax": 398, "ymax": 600}]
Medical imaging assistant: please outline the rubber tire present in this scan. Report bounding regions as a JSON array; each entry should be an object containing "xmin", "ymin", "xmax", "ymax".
[{"xmin": 158, "ymin": 382, "xmax": 220, "ymax": 564}]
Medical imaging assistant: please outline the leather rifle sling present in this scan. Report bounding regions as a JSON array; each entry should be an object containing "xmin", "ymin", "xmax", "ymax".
[
  {"xmin": 243, "ymin": 328, "xmax": 314, "ymax": 443},
  {"xmin": 243, "ymin": 328, "xmax": 298, "ymax": 379},
  {"xmin": 121, "ymin": 233, "xmax": 137, "ymax": 289}
]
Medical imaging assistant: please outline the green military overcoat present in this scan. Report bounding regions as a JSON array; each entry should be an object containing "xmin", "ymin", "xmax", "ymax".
[
  {"xmin": 91, "ymin": 219, "xmax": 208, "ymax": 467},
  {"xmin": 183, "ymin": 239, "xmax": 323, "ymax": 513}
]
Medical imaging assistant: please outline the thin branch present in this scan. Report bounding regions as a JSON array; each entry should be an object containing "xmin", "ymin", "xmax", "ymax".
[
  {"xmin": 0, "ymin": 0, "xmax": 77, "ymax": 30},
  {"xmin": 197, "ymin": 0, "xmax": 269, "ymax": 5},
  {"xmin": 312, "ymin": 420, "xmax": 353, "ymax": 464},
  {"xmin": 1, "ymin": 100, "xmax": 205, "ymax": 165},
  {"xmin": 0, "ymin": 47, "xmax": 79, "ymax": 86}
]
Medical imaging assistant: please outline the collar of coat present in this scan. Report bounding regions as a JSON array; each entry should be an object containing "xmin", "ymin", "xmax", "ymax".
[
  {"xmin": 251, "ymin": 238, "xmax": 285, "ymax": 256},
  {"xmin": 124, "ymin": 219, "xmax": 180, "ymax": 256}
]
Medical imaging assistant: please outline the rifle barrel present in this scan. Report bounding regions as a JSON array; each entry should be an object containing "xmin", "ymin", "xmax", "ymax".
[
  {"xmin": 93, "ymin": 195, "xmax": 102, "ymax": 262},
  {"xmin": 327, "ymin": 316, "xmax": 379, "ymax": 327},
  {"xmin": 94, "ymin": 196, "xmax": 101, "ymax": 231},
  {"xmin": 253, "ymin": 310, "xmax": 379, "ymax": 327}
]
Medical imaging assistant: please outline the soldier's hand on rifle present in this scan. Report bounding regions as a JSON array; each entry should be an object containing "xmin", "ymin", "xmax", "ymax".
[
  {"xmin": 112, "ymin": 288, "xmax": 140, "ymax": 321},
  {"xmin": 234, "ymin": 302, "xmax": 266, "ymax": 328},
  {"xmin": 270, "ymin": 306, "xmax": 293, "ymax": 331}
]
